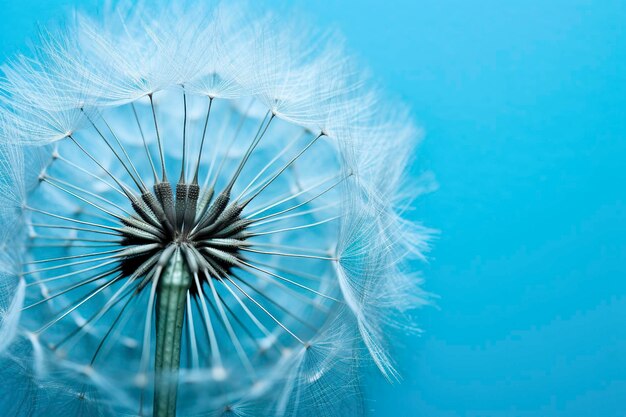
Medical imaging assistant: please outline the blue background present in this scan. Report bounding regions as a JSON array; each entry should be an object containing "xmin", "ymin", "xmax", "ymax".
[{"xmin": 1, "ymin": 1, "xmax": 625, "ymax": 416}]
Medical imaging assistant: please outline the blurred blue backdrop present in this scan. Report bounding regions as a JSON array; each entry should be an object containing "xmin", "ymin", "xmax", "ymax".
[{"xmin": 1, "ymin": 0, "xmax": 625, "ymax": 416}]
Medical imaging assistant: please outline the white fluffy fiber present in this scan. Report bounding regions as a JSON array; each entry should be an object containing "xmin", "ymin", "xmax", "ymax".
[{"xmin": 0, "ymin": 1, "xmax": 432, "ymax": 416}]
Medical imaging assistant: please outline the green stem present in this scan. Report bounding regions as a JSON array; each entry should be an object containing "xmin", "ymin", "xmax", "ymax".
[{"xmin": 154, "ymin": 248, "xmax": 191, "ymax": 417}]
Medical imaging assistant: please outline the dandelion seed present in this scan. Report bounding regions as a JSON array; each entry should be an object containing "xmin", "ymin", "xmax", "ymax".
[{"xmin": 0, "ymin": 2, "xmax": 433, "ymax": 416}]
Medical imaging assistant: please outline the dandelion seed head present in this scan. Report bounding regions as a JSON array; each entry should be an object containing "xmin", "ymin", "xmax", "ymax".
[{"xmin": 0, "ymin": 1, "xmax": 431, "ymax": 416}]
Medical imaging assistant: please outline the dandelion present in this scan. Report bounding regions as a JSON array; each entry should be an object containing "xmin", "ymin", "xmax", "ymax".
[{"xmin": 0, "ymin": 2, "xmax": 432, "ymax": 416}]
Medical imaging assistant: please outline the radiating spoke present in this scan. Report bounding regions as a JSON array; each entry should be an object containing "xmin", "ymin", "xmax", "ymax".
[
  {"xmin": 69, "ymin": 136, "xmax": 137, "ymax": 201},
  {"xmin": 192, "ymin": 272, "xmax": 223, "ymax": 370},
  {"xmin": 225, "ymin": 276, "xmax": 306, "ymax": 345},
  {"xmin": 207, "ymin": 277, "xmax": 254, "ymax": 376},
  {"xmin": 236, "ymin": 267, "xmax": 331, "ymax": 314},
  {"xmin": 138, "ymin": 268, "xmax": 161, "ymax": 415},
  {"xmin": 249, "ymin": 203, "xmax": 338, "ymax": 228},
  {"xmin": 215, "ymin": 289, "xmax": 273, "ymax": 353},
  {"xmin": 25, "ymin": 252, "xmax": 124, "ymax": 275},
  {"xmin": 185, "ymin": 293, "xmax": 200, "ymax": 369},
  {"xmin": 237, "ymin": 277, "xmax": 320, "ymax": 333},
  {"xmin": 35, "ymin": 274, "xmax": 123, "ymax": 334},
  {"xmin": 43, "ymin": 175, "xmax": 132, "ymax": 217},
  {"xmin": 191, "ymin": 97, "xmax": 213, "ymax": 184},
  {"xmin": 149, "ymin": 93, "xmax": 168, "ymax": 181},
  {"xmin": 83, "ymin": 110, "xmax": 146, "ymax": 192},
  {"xmin": 235, "ymin": 131, "xmax": 304, "ymax": 201},
  {"xmin": 237, "ymin": 260, "xmax": 339, "ymax": 302},
  {"xmin": 30, "ymin": 235, "xmax": 121, "ymax": 244},
  {"xmin": 241, "ymin": 132, "xmax": 323, "ymax": 206},
  {"xmin": 253, "ymin": 260, "xmax": 327, "ymax": 282},
  {"xmin": 202, "ymin": 100, "xmax": 251, "ymax": 192},
  {"xmin": 250, "ymin": 242, "xmax": 331, "ymax": 257},
  {"xmin": 27, "ymin": 243, "xmax": 120, "ymax": 249},
  {"xmin": 25, "ymin": 260, "xmax": 119, "ymax": 285},
  {"xmin": 97, "ymin": 110, "xmax": 148, "ymax": 191},
  {"xmin": 25, "ymin": 247, "xmax": 123, "ymax": 265},
  {"xmin": 24, "ymin": 267, "xmax": 120, "ymax": 308},
  {"xmin": 56, "ymin": 153, "xmax": 125, "ymax": 197},
  {"xmin": 247, "ymin": 216, "xmax": 341, "ymax": 237},
  {"xmin": 246, "ymin": 173, "xmax": 341, "ymax": 219},
  {"xmin": 219, "ymin": 277, "xmax": 283, "ymax": 345},
  {"xmin": 88, "ymin": 283, "xmax": 140, "ymax": 365},
  {"xmin": 224, "ymin": 111, "xmax": 273, "ymax": 194},
  {"xmin": 240, "ymin": 247, "xmax": 335, "ymax": 261},
  {"xmin": 131, "ymin": 101, "xmax": 159, "ymax": 182},
  {"xmin": 52, "ymin": 276, "xmax": 139, "ymax": 351}
]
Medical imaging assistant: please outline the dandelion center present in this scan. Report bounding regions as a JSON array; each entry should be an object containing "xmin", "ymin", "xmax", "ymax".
[{"xmin": 116, "ymin": 172, "xmax": 250, "ymax": 290}]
